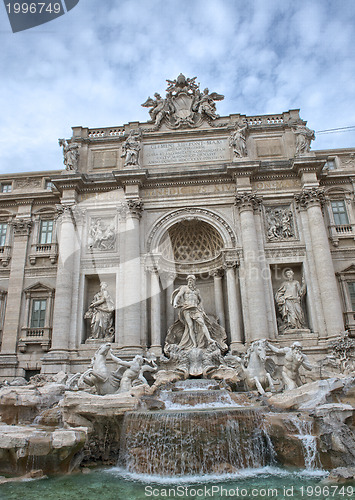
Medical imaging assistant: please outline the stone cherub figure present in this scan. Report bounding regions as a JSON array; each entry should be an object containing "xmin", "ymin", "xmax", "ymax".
[
  {"xmin": 58, "ymin": 138, "xmax": 79, "ymax": 171},
  {"xmin": 84, "ymin": 282, "xmax": 114, "ymax": 339},
  {"xmin": 275, "ymin": 269, "xmax": 306, "ymax": 331},
  {"xmin": 266, "ymin": 341, "xmax": 314, "ymax": 391}
]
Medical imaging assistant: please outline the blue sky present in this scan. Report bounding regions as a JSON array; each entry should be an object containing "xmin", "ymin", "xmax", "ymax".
[{"xmin": 0, "ymin": 0, "xmax": 355, "ymax": 174}]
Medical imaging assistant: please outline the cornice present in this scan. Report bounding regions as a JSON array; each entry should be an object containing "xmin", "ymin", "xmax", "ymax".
[
  {"xmin": 292, "ymin": 157, "xmax": 325, "ymax": 177},
  {"xmin": 113, "ymin": 170, "xmax": 148, "ymax": 187}
]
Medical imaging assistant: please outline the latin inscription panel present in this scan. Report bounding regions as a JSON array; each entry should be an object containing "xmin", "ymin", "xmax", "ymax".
[{"xmin": 143, "ymin": 139, "xmax": 230, "ymax": 166}]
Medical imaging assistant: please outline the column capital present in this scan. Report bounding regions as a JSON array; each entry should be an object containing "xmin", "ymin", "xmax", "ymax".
[
  {"xmin": 55, "ymin": 202, "xmax": 76, "ymax": 223},
  {"xmin": 294, "ymin": 187, "xmax": 325, "ymax": 209},
  {"xmin": 146, "ymin": 264, "xmax": 160, "ymax": 274},
  {"xmin": 210, "ymin": 268, "xmax": 224, "ymax": 278},
  {"xmin": 127, "ymin": 198, "xmax": 144, "ymax": 219},
  {"xmin": 11, "ymin": 218, "xmax": 32, "ymax": 236},
  {"xmin": 235, "ymin": 192, "xmax": 262, "ymax": 212}
]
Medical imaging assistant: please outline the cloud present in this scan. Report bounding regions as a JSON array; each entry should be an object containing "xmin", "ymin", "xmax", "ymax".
[{"xmin": 0, "ymin": 0, "xmax": 354, "ymax": 173}]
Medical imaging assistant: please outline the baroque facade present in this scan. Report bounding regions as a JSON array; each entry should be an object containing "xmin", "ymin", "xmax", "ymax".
[{"xmin": 0, "ymin": 74, "xmax": 354, "ymax": 379}]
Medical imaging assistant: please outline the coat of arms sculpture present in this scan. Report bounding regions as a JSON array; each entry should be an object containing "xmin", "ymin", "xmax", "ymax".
[{"xmin": 141, "ymin": 73, "xmax": 224, "ymax": 130}]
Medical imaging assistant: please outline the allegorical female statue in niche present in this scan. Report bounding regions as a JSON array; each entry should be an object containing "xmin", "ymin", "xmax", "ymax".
[
  {"xmin": 84, "ymin": 282, "xmax": 115, "ymax": 339},
  {"xmin": 275, "ymin": 269, "xmax": 306, "ymax": 331}
]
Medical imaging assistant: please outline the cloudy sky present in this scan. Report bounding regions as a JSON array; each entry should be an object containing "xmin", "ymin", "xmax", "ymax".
[{"xmin": 0, "ymin": 0, "xmax": 354, "ymax": 174}]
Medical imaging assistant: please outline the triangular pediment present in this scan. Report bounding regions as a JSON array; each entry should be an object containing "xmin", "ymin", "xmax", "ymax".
[
  {"xmin": 23, "ymin": 282, "xmax": 54, "ymax": 293},
  {"xmin": 339, "ymin": 264, "xmax": 355, "ymax": 274}
]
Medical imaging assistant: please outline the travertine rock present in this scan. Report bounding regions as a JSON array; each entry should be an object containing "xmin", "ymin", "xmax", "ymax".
[{"xmin": 0, "ymin": 424, "xmax": 87, "ymax": 475}]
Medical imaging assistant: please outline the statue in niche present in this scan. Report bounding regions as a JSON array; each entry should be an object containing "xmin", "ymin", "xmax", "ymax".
[
  {"xmin": 291, "ymin": 123, "xmax": 315, "ymax": 155},
  {"xmin": 84, "ymin": 282, "xmax": 115, "ymax": 340},
  {"xmin": 229, "ymin": 122, "xmax": 248, "ymax": 159},
  {"xmin": 275, "ymin": 269, "xmax": 306, "ymax": 331},
  {"xmin": 58, "ymin": 138, "xmax": 79, "ymax": 171},
  {"xmin": 121, "ymin": 129, "xmax": 142, "ymax": 167},
  {"xmin": 170, "ymin": 275, "xmax": 226, "ymax": 351},
  {"xmin": 266, "ymin": 341, "xmax": 313, "ymax": 391},
  {"xmin": 265, "ymin": 206, "xmax": 295, "ymax": 241},
  {"xmin": 88, "ymin": 218, "xmax": 116, "ymax": 251}
]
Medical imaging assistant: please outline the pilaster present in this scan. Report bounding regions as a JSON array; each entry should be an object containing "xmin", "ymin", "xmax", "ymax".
[{"xmin": 1, "ymin": 217, "xmax": 32, "ymax": 364}]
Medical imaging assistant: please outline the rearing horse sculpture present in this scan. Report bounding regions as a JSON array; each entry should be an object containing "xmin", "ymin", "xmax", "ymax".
[{"xmin": 237, "ymin": 339, "xmax": 276, "ymax": 395}]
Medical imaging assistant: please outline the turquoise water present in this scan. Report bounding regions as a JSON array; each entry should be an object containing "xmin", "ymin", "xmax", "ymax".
[{"xmin": 0, "ymin": 467, "xmax": 354, "ymax": 500}]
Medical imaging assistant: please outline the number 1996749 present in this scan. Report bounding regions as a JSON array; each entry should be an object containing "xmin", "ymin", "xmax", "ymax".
[{"xmin": 6, "ymin": 3, "xmax": 62, "ymax": 14}]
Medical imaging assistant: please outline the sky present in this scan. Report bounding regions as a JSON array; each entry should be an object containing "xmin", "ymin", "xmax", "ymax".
[{"xmin": 0, "ymin": 0, "xmax": 355, "ymax": 174}]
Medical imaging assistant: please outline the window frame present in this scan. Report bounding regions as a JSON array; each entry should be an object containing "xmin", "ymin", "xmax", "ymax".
[
  {"xmin": 30, "ymin": 298, "xmax": 47, "ymax": 328},
  {"xmin": 0, "ymin": 183, "xmax": 12, "ymax": 193}
]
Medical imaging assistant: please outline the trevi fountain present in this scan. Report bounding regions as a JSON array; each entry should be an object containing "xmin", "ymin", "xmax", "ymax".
[
  {"xmin": 0, "ymin": 74, "xmax": 355, "ymax": 499},
  {"xmin": 0, "ymin": 275, "xmax": 354, "ymax": 499}
]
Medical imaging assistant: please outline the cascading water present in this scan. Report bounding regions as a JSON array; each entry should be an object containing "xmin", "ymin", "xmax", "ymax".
[
  {"xmin": 288, "ymin": 416, "xmax": 320, "ymax": 470},
  {"xmin": 119, "ymin": 380, "xmax": 275, "ymax": 476}
]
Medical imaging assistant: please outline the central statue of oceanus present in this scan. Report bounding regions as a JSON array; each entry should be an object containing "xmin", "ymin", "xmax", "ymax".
[{"xmin": 167, "ymin": 275, "xmax": 227, "ymax": 352}]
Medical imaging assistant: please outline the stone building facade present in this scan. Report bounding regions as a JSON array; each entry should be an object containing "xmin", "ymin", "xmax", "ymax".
[{"xmin": 0, "ymin": 74, "xmax": 354, "ymax": 379}]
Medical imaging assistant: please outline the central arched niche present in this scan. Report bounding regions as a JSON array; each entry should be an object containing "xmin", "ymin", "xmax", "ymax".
[{"xmin": 159, "ymin": 220, "xmax": 224, "ymax": 264}]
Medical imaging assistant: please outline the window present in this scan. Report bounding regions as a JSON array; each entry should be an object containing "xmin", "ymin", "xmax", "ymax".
[
  {"xmin": 0, "ymin": 183, "xmax": 12, "ymax": 193},
  {"xmin": 331, "ymin": 200, "xmax": 349, "ymax": 225},
  {"xmin": 348, "ymin": 283, "xmax": 355, "ymax": 311},
  {"xmin": 45, "ymin": 180, "xmax": 54, "ymax": 190},
  {"xmin": 39, "ymin": 220, "xmax": 53, "ymax": 244},
  {"xmin": 30, "ymin": 299, "xmax": 47, "ymax": 328},
  {"xmin": 325, "ymin": 159, "xmax": 336, "ymax": 170},
  {"xmin": 0, "ymin": 223, "xmax": 7, "ymax": 246}
]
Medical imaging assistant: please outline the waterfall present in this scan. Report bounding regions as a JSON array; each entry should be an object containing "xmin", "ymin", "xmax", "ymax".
[
  {"xmin": 289, "ymin": 417, "xmax": 320, "ymax": 470},
  {"xmin": 119, "ymin": 407, "xmax": 275, "ymax": 476}
]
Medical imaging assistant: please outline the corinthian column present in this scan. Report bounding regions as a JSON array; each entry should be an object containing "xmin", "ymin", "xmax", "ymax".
[
  {"xmin": 122, "ymin": 199, "xmax": 143, "ymax": 352},
  {"xmin": 42, "ymin": 204, "xmax": 77, "ymax": 373},
  {"xmin": 149, "ymin": 266, "xmax": 162, "ymax": 355},
  {"xmin": 295, "ymin": 188, "xmax": 344, "ymax": 339},
  {"xmin": 235, "ymin": 193, "xmax": 269, "ymax": 341},
  {"xmin": 211, "ymin": 269, "xmax": 225, "ymax": 328},
  {"xmin": 1, "ymin": 219, "xmax": 32, "ymax": 362},
  {"xmin": 225, "ymin": 263, "xmax": 243, "ymax": 348}
]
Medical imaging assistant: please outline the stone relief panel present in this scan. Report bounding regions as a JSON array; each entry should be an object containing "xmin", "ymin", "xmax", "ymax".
[
  {"xmin": 92, "ymin": 150, "xmax": 118, "ymax": 169},
  {"xmin": 264, "ymin": 205, "xmax": 296, "ymax": 242},
  {"xmin": 87, "ymin": 217, "xmax": 117, "ymax": 251}
]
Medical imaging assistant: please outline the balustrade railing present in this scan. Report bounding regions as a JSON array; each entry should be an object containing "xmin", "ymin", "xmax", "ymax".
[{"xmin": 328, "ymin": 223, "xmax": 355, "ymax": 246}]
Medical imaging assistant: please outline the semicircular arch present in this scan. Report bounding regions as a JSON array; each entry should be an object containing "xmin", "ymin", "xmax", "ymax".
[{"xmin": 147, "ymin": 207, "xmax": 237, "ymax": 253}]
